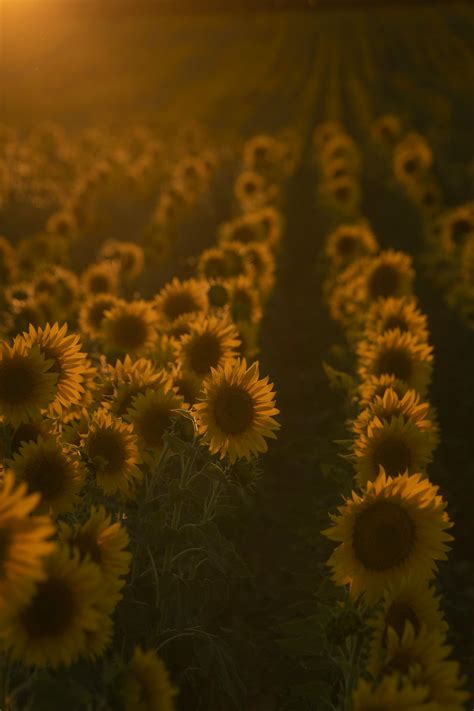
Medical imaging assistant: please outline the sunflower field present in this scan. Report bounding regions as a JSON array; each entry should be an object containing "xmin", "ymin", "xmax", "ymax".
[{"xmin": 1, "ymin": 1, "xmax": 474, "ymax": 709}]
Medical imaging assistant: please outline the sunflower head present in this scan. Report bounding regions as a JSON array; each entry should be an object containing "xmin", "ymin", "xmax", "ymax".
[
  {"xmin": 82, "ymin": 410, "xmax": 142, "ymax": 497},
  {"xmin": 154, "ymin": 277, "xmax": 208, "ymax": 326},
  {"xmin": 325, "ymin": 222, "xmax": 378, "ymax": 268},
  {"xmin": 0, "ymin": 336, "xmax": 57, "ymax": 425},
  {"xmin": 101, "ymin": 300, "xmax": 158, "ymax": 356},
  {"xmin": 371, "ymin": 114, "xmax": 403, "ymax": 146},
  {"xmin": 352, "ymin": 675, "xmax": 431, "ymax": 711},
  {"xmin": 124, "ymin": 646, "xmax": 178, "ymax": 711},
  {"xmin": 9, "ymin": 435, "xmax": 84, "ymax": 515},
  {"xmin": 194, "ymin": 358, "xmax": 280, "ymax": 463},
  {"xmin": 324, "ymin": 470, "xmax": 453, "ymax": 603},
  {"xmin": 176, "ymin": 314, "xmax": 240, "ymax": 379},
  {"xmin": 79, "ymin": 293, "xmax": 121, "ymax": 340},
  {"xmin": 229, "ymin": 277, "xmax": 263, "ymax": 325},
  {"xmin": 364, "ymin": 297, "xmax": 429, "ymax": 343},
  {"xmin": 362, "ymin": 251, "xmax": 415, "ymax": 302},
  {"xmin": 99, "ymin": 239, "xmax": 145, "ymax": 280},
  {"xmin": 126, "ymin": 384, "xmax": 186, "ymax": 460},
  {"xmin": 80, "ymin": 260, "xmax": 120, "ymax": 296}
]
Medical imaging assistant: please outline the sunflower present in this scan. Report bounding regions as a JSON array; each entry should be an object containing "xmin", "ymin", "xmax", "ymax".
[
  {"xmin": 243, "ymin": 242, "xmax": 276, "ymax": 298},
  {"xmin": 313, "ymin": 121, "xmax": 343, "ymax": 151},
  {"xmin": 9, "ymin": 418, "xmax": 55, "ymax": 455},
  {"xmin": 0, "ymin": 472, "xmax": 54, "ymax": 606},
  {"xmin": 364, "ymin": 297, "xmax": 429, "ymax": 343},
  {"xmin": 235, "ymin": 320, "xmax": 260, "ymax": 360},
  {"xmin": 124, "ymin": 646, "xmax": 178, "ymax": 711},
  {"xmin": 440, "ymin": 204, "xmax": 474, "ymax": 253},
  {"xmin": 352, "ymin": 416, "xmax": 436, "ymax": 486},
  {"xmin": 171, "ymin": 367, "xmax": 204, "ymax": 407},
  {"xmin": 176, "ymin": 315, "xmax": 240, "ymax": 379},
  {"xmin": 0, "ymin": 337, "xmax": 57, "ymax": 425},
  {"xmin": 154, "ymin": 278, "xmax": 208, "ymax": 326},
  {"xmin": 324, "ymin": 470, "xmax": 453, "ymax": 603},
  {"xmin": 358, "ymin": 374, "xmax": 411, "ymax": 408},
  {"xmin": 24, "ymin": 322, "xmax": 89, "ymax": 415},
  {"xmin": 252, "ymin": 206, "xmax": 283, "ymax": 247},
  {"xmin": 320, "ymin": 134, "xmax": 361, "ymax": 174},
  {"xmin": 361, "ymin": 251, "xmax": 415, "ymax": 303},
  {"xmin": 357, "ymin": 329, "xmax": 433, "ymax": 396},
  {"xmin": 198, "ymin": 243, "xmax": 252, "ymax": 281},
  {"xmin": 0, "ymin": 545, "xmax": 101, "ymax": 668},
  {"xmin": 99, "ymin": 239, "xmax": 145, "ymax": 280},
  {"xmin": 79, "ymin": 293, "xmax": 121, "ymax": 340},
  {"xmin": 147, "ymin": 334, "xmax": 179, "ymax": 368},
  {"xmin": 242, "ymin": 134, "xmax": 284, "ymax": 174},
  {"xmin": 107, "ymin": 356, "xmax": 171, "ymax": 417},
  {"xmin": 377, "ymin": 625, "xmax": 469, "ymax": 709},
  {"xmin": 206, "ymin": 280, "xmax": 231, "ymax": 309},
  {"xmin": 352, "ymin": 675, "xmax": 431, "ymax": 711},
  {"xmin": 82, "ymin": 410, "xmax": 142, "ymax": 497},
  {"xmin": 393, "ymin": 134, "xmax": 433, "ymax": 185},
  {"xmin": 101, "ymin": 300, "xmax": 158, "ymax": 356},
  {"xmin": 407, "ymin": 180, "xmax": 443, "ymax": 219},
  {"xmin": 234, "ymin": 170, "xmax": 269, "ymax": 211},
  {"xmin": 218, "ymin": 213, "xmax": 265, "ymax": 246},
  {"xmin": 325, "ymin": 222, "xmax": 378, "ymax": 268},
  {"xmin": 371, "ymin": 114, "xmax": 403, "ymax": 147},
  {"xmin": 320, "ymin": 175, "xmax": 361, "ymax": 214},
  {"xmin": 194, "ymin": 358, "xmax": 279, "ymax": 463},
  {"xmin": 229, "ymin": 277, "xmax": 262, "ymax": 324},
  {"xmin": 80, "ymin": 260, "xmax": 120, "ymax": 296},
  {"xmin": 126, "ymin": 385, "xmax": 186, "ymax": 459},
  {"xmin": 59, "ymin": 505, "xmax": 131, "ymax": 601},
  {"xmin": 352, "ymin": 388, "xmax": 438, "ymax": 439},
  {"xmin": 9, "ymin": 436, "xmax": 84, "ymax": 515},
  {"xmin": 368, "ymin": 576, "xmax": 448, "ymax": 674}
]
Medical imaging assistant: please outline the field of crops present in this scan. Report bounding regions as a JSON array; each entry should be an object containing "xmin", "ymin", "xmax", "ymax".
[{"xmin": 1, "ymin": 1, "xmax": 474, "ymax": 709}]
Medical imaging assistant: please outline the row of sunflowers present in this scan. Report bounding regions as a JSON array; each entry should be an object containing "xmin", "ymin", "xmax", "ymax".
[
  {"xmin": 313, "ymin": 122, "xmax": 469, "ymax": 710},
  {"xmin": 0, "ymin": 122, "xmax": 297, "ymax": 709}
]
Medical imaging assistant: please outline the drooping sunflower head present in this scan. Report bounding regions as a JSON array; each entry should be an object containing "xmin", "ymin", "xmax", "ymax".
[
  {"xmin": 357, "ymin": 329, "xmax": 433, "ymax": 396},
  {"xmin": 324, "ymin": 470, "xmax": 453, "ymax": 603},
  {"xmin": 362, "ymin": 250, "xmax": 415, "ymax": 303},
  {"xmin": 193, "ymin": 358, "xmax": 280, "ymax": 463},
  {"xmin": 176, "ymin": 314, "xmax": 240, "ymax": 379},
  {"xmin": 1, "ymin": 545, "xmax": 101, "ymax": 668},
  {"xmin": 80, "ymin": 260, "xmax": 121, "ymax": 296},
  {"xmin": 9, "ymin": 435, "xmax": 84, "ymax": 515},
  {"xmin": 0, "ymin": 336, "xmax": 57, "ymax": 425},
  {"xmin": 124, "ymin": 646, "xmax": 178, "ymax": 711},
  {"xmin": 99, "ymin": 239, "xmax": 145, "ymax": 280},
  {"xmin": 364, "ymin": 297, "xmax": 429, "ymax": 343},
  {"xmin": 59, "ymin": 505, "xmax": 131, "ymax": 600},
  {"xmin": 0, "ymin": 471, "xmax": 55, "ymax": 604},
  {"xmin": 79, "ymin": 293, "xmax": 121, "ymax": 340},
  {"xmin": 24, "ymin": 322, "xmax": 89, "ymax": 415},
  {"xmin": 82, "ymin": 410, "xmax": 142, "ymax": 497},
  {"xmin": 154, "ymin": 277, "xmax": 208, "ymax": 326},
  {"xmin": 101, "ymin": 299, "xmax": 158, "ymax": 357},
  {"xmin": 352, "ymin": 415, "xmax": 437, "ymax": 486},
  {"xmin": 325, "ymin": 222, "xmax": 378, "ymax": 268},
  {"xmin": 126, "ymin": 384, "xmax": 187, "ymax": 459}
]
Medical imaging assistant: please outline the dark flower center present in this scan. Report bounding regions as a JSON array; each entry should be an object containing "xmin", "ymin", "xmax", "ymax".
[
  {"xmin": 383, "ymin": 601, "xmax": 420, "ymax": 642},
  {"xmin": 207, "ymin": 284, "xmax": 229, "ymax": 308},
  {"xmin": 75, "ymin": 531, "xmax": 102, "ymax": 565},
  {"xmin": 23, "ymin": 449, "xmax": 71, "ymax": 503},
  {"xmin": 11, "ymin": 422, "xmax": 44, "ymax": 454},
  {"xmin": 336, "ymin": 235, "xmax": 357, "ymax": 256},
  {"xmin": 189, "ymin": 333, "xmax": 223, "ymax": 376},
  {"xmin": 368, "ymin": 264, "xmax": 401, "ymax": 299},
  {"xmin": 0, "ymin": 359, "xmax": 39, "ymax": 404},
  {"xmin": 375, "ymin": 347, "xmax": 413, "ymax": 383},
  {"xmin": 88, "ymin": 429, "xmax": 127, "ymax": 474},
  {"xmin": 22, "ymin": 577, "xmax": 76, "ymax": 638},
  {"xmin": 111, "ymin": 314, "xmax": 149, "ymax": 351},
  {"xmin": 164, "ymin": 291, "xmax": 200, "ymax": 321},
  {"xmin": 136, "ymin": 404, "xmax": 173, "ymax": 448},
  {"xmin": 383, "ymin": 316, "xmax": 408, "ymax": 332},
  {"xmin": 373, "ymin": 436, "xmax": 412, "ymax": 477},
  {"xmin": 89, "ymin": 274, "xmax": 112, "ymax": 294},
  {"xmin": 353, "ymin": 501, "xmax": 416, "ymax": 571},
  {"xmin": 213, "ymin": 386, "xmax": 255, "ymax": 435}
]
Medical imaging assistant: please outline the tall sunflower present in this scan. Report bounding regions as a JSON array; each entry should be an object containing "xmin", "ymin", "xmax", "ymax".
[
  {"xmin": 357, "ymin": 329, "xmax": 433, "ymax": 396},
  {"xmin": 325, "ymin": 222, "xmax": 378, "ymax": 268},
  {"xmin": 352, "ymin": 416, "xmax": 436, "ymax": 486},
  {"xmin": 24, "ymin": 322, "xmax": 89, "ymax": 415},
  {"xmin": 101, "ymin": 300, "xmax": 158, "ymax": 357},
  {"xmin": 0, "ymin": 336, "xmax": 57, "ymax": 425},
  {"xmin": 124, "ymin": 646, "xmax": 178, "ymax": 711},
  {"xmin": 0, "ymin": 472, "xmax": 54, "ymax": 606},
  {"xmin": 9, "ymin": 436, "xmax": 84, "ymax": 515},
  {"xmin": 194, "ymin": 358, "xmax": 279, "ymax": 463},
  {"xmin": 81, "ymin": 410, "xmax": 142, "ymax": 497},
  {"xmin": 154, "ymin": 278, "xmax": 208, "ymax": 326},
  {"xmin": 176, "ymin": 315, "xmax": 240, "ymax": 379},
  {"xmin": 324, "ymin": 470, "xmax": 453, "ymax": 603},
  {"xmin": 0, "ymin": 546, "xmax": 101, "ymax": 668}
]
